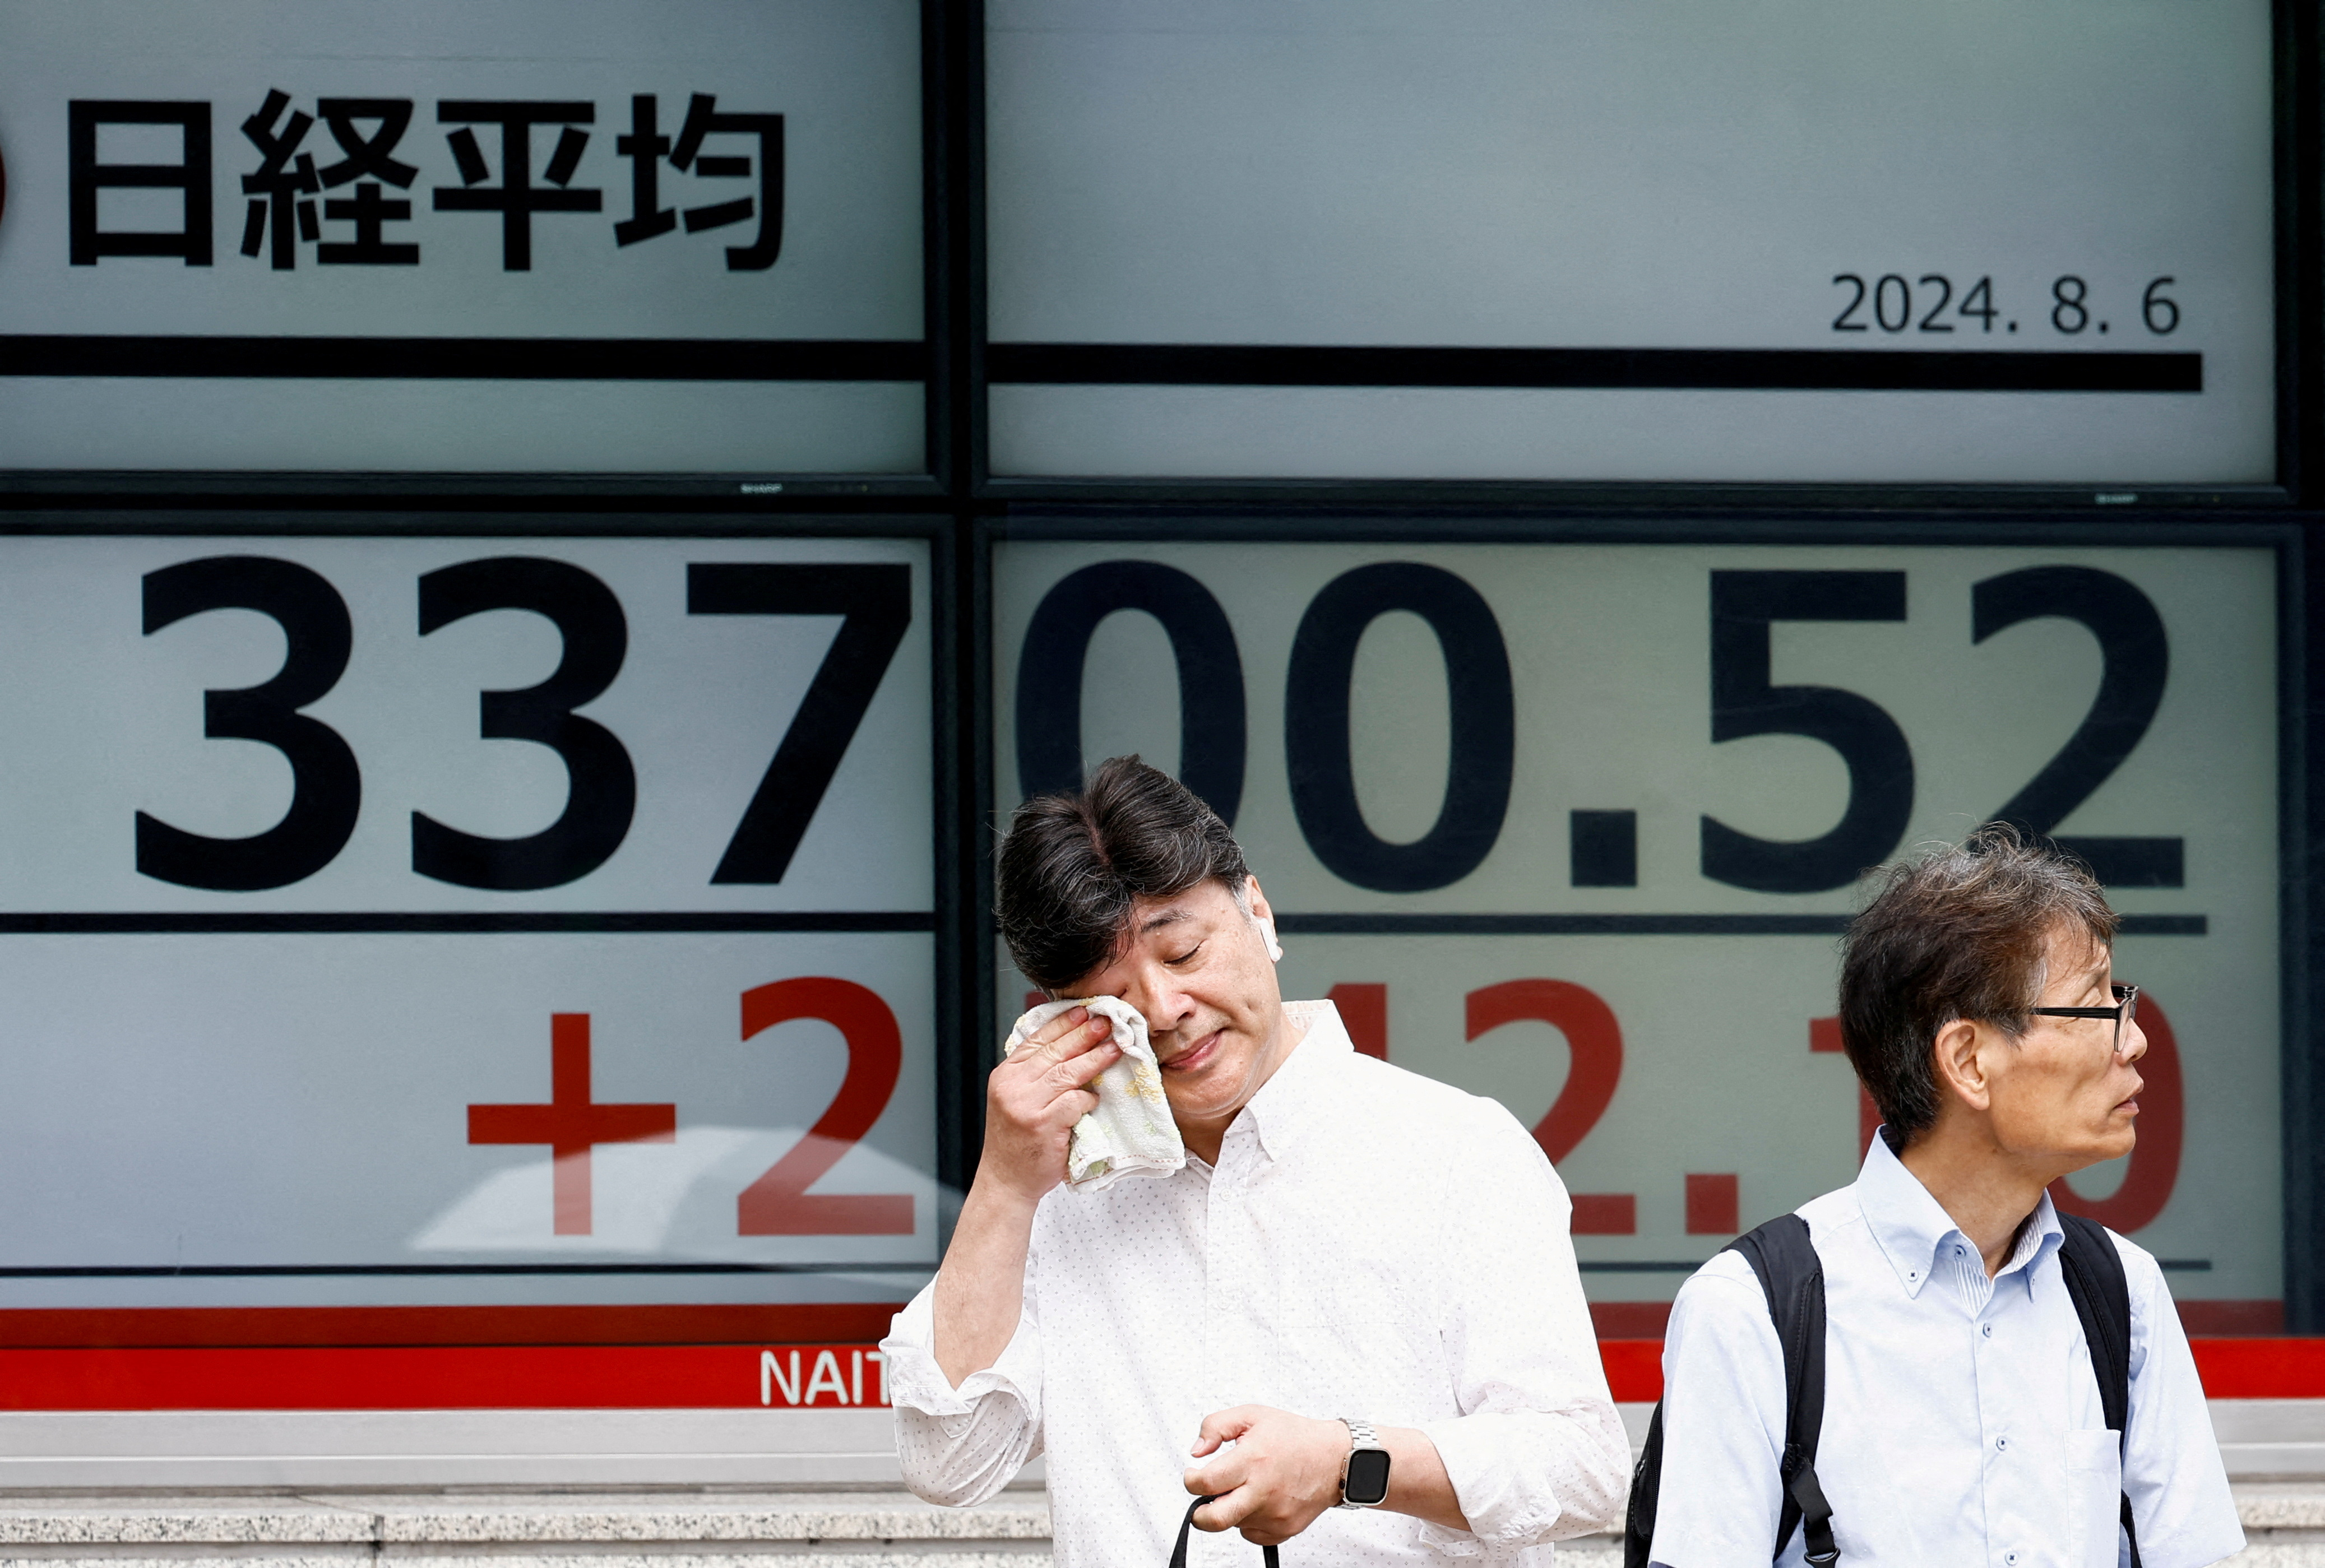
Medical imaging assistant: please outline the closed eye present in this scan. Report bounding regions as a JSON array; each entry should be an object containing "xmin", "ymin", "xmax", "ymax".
[{"xmin": 1167, "ymin": 942, "xmax": 1203, "ymax": 966}]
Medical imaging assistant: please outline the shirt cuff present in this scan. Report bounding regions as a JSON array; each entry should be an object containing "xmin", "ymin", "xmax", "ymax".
[
  {"xmin": 878, "ymin": 1281, "xmax": 1043, "ymax": 1417},
  {"xmin": 1412, "ymin": 1518, "xmax": 1486, "ymax": 1557},
  {"xmin": 1411, "ymin": 1516, "xmax": 1545, "ymax": 1563},
  {"xmin": 1415, "ymin": 1413, "xmax": 1568, "ymax": 1552}
]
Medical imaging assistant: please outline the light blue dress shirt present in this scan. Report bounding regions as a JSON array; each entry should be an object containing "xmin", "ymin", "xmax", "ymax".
[{"xmin": 1650, "ymin": 1134, "xmax": 2243, "ymax": 1568}]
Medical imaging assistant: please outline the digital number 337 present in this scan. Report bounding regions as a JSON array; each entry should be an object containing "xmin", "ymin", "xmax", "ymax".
[{"xmin": 136, "ymin": 555, "xmax": 910, "ymax": 893}]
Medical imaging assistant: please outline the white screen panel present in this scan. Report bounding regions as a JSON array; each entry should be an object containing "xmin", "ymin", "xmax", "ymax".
[
  {"xmin": 0, "ymin": 534, "xmax": 937, "ymax": 1310},
  {"xmin": 995, "ymin": 538, "xmax": 2281, "ymax": 1321},
  {"xmin": 987, "ymin": 1, "xmax": 2275, "ymax": 486},
  {"xmin": 0, "ymin": 1, "xmax": 926, "ymax": 474}
]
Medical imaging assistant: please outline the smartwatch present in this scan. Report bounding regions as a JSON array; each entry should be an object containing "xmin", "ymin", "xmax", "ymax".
[{"xmin": 1336, "ymin": 1418, "xmax": 1392, "ymax": 1509}]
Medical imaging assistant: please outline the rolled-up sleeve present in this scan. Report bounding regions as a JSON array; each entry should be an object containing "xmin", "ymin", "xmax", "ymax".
[
  {"xmin": 881, "ymin": 1271, "xmax": 1046, "ymax": 1507},
  {"xmin": 1414, "ymin": 1107, "xmax": 1633, "ymax": 1554}
]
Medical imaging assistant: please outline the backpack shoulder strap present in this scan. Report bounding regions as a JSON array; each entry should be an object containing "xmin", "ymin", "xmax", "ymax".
[
  {"xmin": 1729, "ymin": 1214, "xmax": 1838, "ymax": 1566},
  {"xmin": 1620, "ymin": 1399, "xmax": 1664, "ymax": 1568},
  {"xmin": 2056, "ymin": 1212, "xmax": 2141, "ymax": 1568}
]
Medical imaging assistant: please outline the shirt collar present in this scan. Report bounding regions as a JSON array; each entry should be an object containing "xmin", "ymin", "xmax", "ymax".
[
  {"xmin": 1232, "ymin": 999, "xmax": 1354, "ymax": 1160},
  {"xmin": 1855, "ymin": 1130, "xmax": 2064, "ymax": 1299}
]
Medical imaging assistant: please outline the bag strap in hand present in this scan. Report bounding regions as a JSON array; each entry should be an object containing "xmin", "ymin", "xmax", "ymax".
[{"xmin": 1170, "ymin": 1496, "xmax": 1281, "ymax": 1568}]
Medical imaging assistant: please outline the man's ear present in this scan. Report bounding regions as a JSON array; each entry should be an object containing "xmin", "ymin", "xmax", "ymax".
[
  {"xmin": 1243, "ymin": 875, "xmax": 1284, "ymax": 962},
  {"xmin": 1929, "ymin": 1018, "xmax": 1992, "ymax": 1113}
]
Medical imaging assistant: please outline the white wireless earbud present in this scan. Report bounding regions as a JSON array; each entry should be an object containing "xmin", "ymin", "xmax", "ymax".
[{"xmin": 1261, "ymin": 917, "xmax": 1284, "ymax": 963}]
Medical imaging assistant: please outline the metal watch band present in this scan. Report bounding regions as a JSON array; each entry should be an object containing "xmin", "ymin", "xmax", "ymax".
[{"xmin": 1336, "ymin": 1418, "xmax": 1390, "ymax": 1510}]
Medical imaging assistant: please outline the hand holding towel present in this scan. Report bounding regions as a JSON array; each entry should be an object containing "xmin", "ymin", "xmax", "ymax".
[{"xmin": 1006, "ymin": 996, "xmax": 1184, "ymax": 1191}]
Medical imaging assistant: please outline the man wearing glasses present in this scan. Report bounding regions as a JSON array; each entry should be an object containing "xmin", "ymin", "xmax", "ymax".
[{"xmin": 1645, "ymin": 825, "xmax": 2243, "ymax": 1568}]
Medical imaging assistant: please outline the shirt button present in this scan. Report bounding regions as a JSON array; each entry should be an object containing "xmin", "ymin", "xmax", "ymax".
[
  {"xmin": 1995, "ymin": 1436, "xmax": 2008, "ymax": 1451},
  {"xmin": 2007, "ymin": 1555, "xmax": 2019, "ymax": 1565},
  {"xmin": 1981, "ymin": 1323, "xmax": 1993, "ymax": 1338}
]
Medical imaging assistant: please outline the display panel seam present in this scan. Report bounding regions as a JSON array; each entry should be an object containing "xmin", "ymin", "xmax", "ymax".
[
  {"xmin": 988, "ymin": 344, "xmax": 2201, "ymax": 395},
  {"xmin": 1271, "ymin": 913, "xmax": 2207, "ymax": 936},
  {"xmin": 0, "ymin": 913, "xmax": 935, "ymax": 933},
  {"xmin": 990, "ymin": 516, "xmax": 2304, "ymax": 546},
  {"xmin": 0, "ymin": 337, "xmax": 928, "ymax": 383},
  {"xmin": 0, "ymin": 516, "xmax": 957, "ymax": 536}
]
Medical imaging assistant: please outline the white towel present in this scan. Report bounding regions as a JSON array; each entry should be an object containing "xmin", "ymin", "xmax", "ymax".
[{"xmin": 1005, "ymin": 996, "xmax": 1184, "ymax": 1191}]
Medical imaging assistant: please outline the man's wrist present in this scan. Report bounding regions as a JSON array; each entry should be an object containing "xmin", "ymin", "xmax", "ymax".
[{"xmin": 962, "ymin": 1161, "xmax": 1051, "ymax": 1217}]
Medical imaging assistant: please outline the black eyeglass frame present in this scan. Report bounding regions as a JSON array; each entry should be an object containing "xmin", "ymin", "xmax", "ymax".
[{"xmin": 2026, "ymin": 984, "xmax": 2141, "ymax": 1055}]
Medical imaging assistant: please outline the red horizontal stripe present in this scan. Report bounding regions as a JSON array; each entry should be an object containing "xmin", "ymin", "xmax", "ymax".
[
  {"xmin": 0, "ymin": 1344, "xmax": 893, "ymax": 1411},
  {"xmin": 2178, "ymin": 1300, "xmax": 2285, "ymax": 1337},
  {"xmin": 0, "ymin": 1303, "xmax": 905, "ymax": 1349},
  {"xmin": 2186, "ymin": 1338, "xmax": 2325, "ymax": 1399},
  {"xmin": 0, "ymin": 1323, "xmax": 2307, "ymax": 1409},
  {"xmin": 1599, "ymin": 1339, "xmax": 1665, "ymax": 1403},
  {"xmin": 1590, "ymin": 1302, "xmax": 1673, "ymax": 1338}
]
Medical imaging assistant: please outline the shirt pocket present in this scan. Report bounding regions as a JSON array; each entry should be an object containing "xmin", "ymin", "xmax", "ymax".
[{"xmin": 2065, "ymin": 1427, "xmax": 2125, "ymax": 1568}]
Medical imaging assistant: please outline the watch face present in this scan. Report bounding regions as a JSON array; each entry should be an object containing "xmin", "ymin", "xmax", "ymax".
[{"xmin": 1345, "ymin": 1445, "xmax": 1393, "ymax": 1506}]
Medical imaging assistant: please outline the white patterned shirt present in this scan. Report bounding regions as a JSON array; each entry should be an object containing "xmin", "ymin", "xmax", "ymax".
[
  {"xmin": 883, "ymin": 1000, "xmax": 1631, "ymax": 1566},
  {"xmin": 1650, "ymin": 1133, "xmax": 2243, "ymax": 1568}
]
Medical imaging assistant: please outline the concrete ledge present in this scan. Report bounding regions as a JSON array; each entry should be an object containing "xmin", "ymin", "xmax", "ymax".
[
  {"xmin": 9, "ymin": 1486, "xmax": 2325, "ymax": 1565},
  {"xmin": 0, "ymin": 1496, "xmax": 1051, "ymax": 1546},
  {"xmin": 5, "ymin": 1399, "xmax": 2325, "ymax": 1565},
  {"xmin": 0, "ymin": 1493, "xmax": 1051, "ymax": 1568},
  {"xmin": 0, "ymin": 1414, "xmax": 1012, "ymax": 1492}
]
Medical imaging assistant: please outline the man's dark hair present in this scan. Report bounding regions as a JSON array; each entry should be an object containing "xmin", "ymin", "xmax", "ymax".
[
  {"xmin": 997, "ymin": 755, "xmax": 1251, "ymax": 993},
  {"xmin": 1839, "ymin": 823, "xmax": 2118, "ymax": 1151}
]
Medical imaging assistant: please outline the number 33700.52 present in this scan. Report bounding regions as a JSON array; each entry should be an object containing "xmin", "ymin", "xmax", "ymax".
[
  {"xmin": 1020, "ymin": 562, "xmax": 2181, "ymax": 897},
  {"xmin": 135, "ymin": 555, "xmax": 909, "ymax": 893}
]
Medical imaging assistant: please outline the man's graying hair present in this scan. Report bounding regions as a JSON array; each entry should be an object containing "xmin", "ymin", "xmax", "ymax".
[
  {"xmin": 1839, "ymin": 823, "xmax": 2118, "ymax": 1151},
  {"xmin": 997, "ymin": 755, "xmax": 1250, "ymax": 993}
]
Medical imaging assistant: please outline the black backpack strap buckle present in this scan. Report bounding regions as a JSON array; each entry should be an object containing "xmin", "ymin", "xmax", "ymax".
[{"xmin": 1782, "ymin": 1449, "xmax": 1840, "ymax": 1567}]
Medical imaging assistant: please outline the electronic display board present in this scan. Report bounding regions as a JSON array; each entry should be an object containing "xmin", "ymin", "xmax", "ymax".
[
  {"xmin": 995, "ymin": 536, "xmax": 2284, "ymax": 1329},
  {"xmin": 985, "ymin": 0, "xmax": 2278, "ymax": 491},
  {"xmin": 0, "ymin": 532, "xmax": 939, "ymax": 1319},
  {"xmin": 0, "ymin": 2, "xmax": 928, "ymax": 481}
]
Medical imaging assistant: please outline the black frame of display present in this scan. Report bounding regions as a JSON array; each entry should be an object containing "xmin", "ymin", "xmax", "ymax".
[{"xmin": 0, "ymin": 0, "xmax": 2319, "ymax": 1334}]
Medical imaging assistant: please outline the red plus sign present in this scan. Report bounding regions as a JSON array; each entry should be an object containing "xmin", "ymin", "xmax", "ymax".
[{"xmin": 468, "ymin": 1013, "xmax": 676, "ymax": 1235}]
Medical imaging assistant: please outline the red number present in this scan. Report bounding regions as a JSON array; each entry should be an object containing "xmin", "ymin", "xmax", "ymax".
[
  {"xmin": 1466, "ymin": 980, "xmax": 1633, "ymax": 1233},
  {"xmin": 1467, "ymin": 979, "xmax": 1623, "ymax": 1162},
  {"xmin": 2049, "ymin": 990, "xmax": 2183, "ymax": 1233},
  {"xmin": 737, "ymin": 977, "xmax": 914, "ymax": 1236}
]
